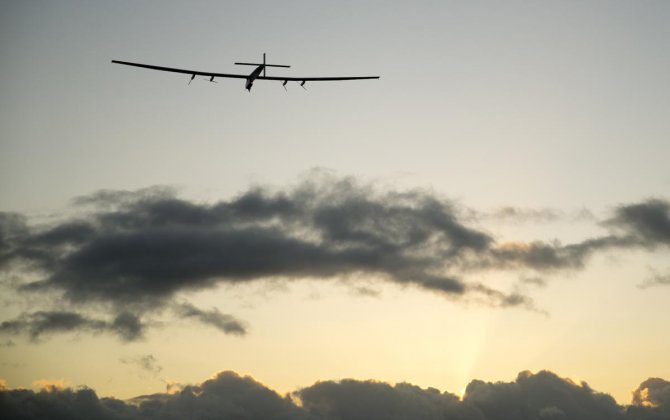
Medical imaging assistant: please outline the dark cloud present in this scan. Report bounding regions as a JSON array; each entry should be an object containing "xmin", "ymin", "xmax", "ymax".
[
  {"xmin": 628, "ymin": 378, "xmax": 670, "ymax": 419},
  {"xmin": 129, "ymin": 371, "xmax": 306, "ymax": 420},
  {"xmin": 110, "ymin": 312, "xmax": 144, "ymax": 341},
  {"xmin": 489, "ymin": 240, "xmax": 590, "ymax": 271},
  {"xmin": 0, "ymin": 212, "xmax": 29, "ymax": 267},
  {"xmin": 607, "ymin": 199, "xmax": 670, "ymax": 246},
  {"xmin": 463, "ymin": 370, "xmax": 622, "ymax": 420},
  {"xmin": 1, "ymin": 178, "xmax": 669, "ymax": 341},
  {"xmin": 296, "ymin": 379, "xmax": 481, "ymax": 420},
  {"xmin": 0, "ymin": 370, "xmax": 667, "ymax": 420},
  {"xmin": 477, "ymin": 199, "xmax": 670, "ymax": 273},
  {"xmin": 0, "ymin": 387, "xmax": 138, "ymax": 420},
  {"xmin": 0, "ymin": 179, "xmax": 512, "ymax": 314},
  {"xmin": 175, "ymin": 302, "xmax": 247, "ymax": 335},
  {"xmin": 632, "ymin": 378, "xmax": 670, "ymax": 408},
  {"xmin": 484, "ymin": 234, "xmax": 640, "ymax": 272},
  {"xmin": 0, "ymin": 311, "xmax": 144, "ymax": 342},
  {"xmin": 71, "ymin": 186, "xmax": 177, "ymax": 207}
]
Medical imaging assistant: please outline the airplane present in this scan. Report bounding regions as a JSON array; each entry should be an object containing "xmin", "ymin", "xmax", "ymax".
[{"xmin": 111, "ymin": 53, "xmax": 379, "ymax": 91}]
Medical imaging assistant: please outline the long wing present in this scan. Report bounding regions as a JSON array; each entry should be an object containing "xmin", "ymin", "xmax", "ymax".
[
  {"xmin": 257, "ymin": 75, "xmax": 379, "ymax": 81},
  {"xmin": 112, "ymin": 60, "xmax": 248, "ymax": 79},
  {"xmin": 111, "ymin": 60, "xmax": 379, "ymax": 81}
]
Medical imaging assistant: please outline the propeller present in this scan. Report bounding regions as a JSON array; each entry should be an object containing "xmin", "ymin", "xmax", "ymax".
[
  {"xmin": 188, "ymin": 74, "xmax": 195, "ymax": 85},
  {"xmin": 300, "ymin": 80, "xmax": 307, "ymax": 90},
  {"xmin": 207, "ymin": 76, "xmax": 217, "ymax": 83},
  {"xmin": 282, "ymin": 80, "xmax": 288, "ymax": 91}
]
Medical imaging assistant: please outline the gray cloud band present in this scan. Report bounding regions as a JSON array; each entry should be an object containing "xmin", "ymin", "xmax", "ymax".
[
  {"xmin": 0, "ymin": 177, "xmax": 668, "ymax": 341},
  {"xmin": 0, "ymin": 310, "xmax": 142, "ymax": 342}
]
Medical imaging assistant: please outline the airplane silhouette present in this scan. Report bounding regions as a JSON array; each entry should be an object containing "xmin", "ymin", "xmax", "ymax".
[{"xmin": 112, "ymin": 53, "xmax": 379, "ymax": 91}]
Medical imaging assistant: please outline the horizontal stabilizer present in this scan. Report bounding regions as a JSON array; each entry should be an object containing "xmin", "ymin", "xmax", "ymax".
[{"xmin": 234, "ymin": 62, "xmax": 291, "ymax": 68}]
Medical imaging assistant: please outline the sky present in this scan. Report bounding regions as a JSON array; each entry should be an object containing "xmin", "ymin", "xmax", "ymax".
[{"xmin": 1, "ymin": 1, "xmax": 670, "ymax": 418}]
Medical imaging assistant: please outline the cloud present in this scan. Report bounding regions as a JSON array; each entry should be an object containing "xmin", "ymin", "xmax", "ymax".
[
  {"xmin": 296, "ymin": 378, "xmax": 479, "ymax": 420},
  {"xmin": 0, "ymin": 370, "xmax": 668, "ymax": 420},
  {"xmin": 129, "ymin": 371, "xmax": 306, "ymax": 420},
  {"xmin": 0, "ymin": 212, "xmax": 29, "ymax": 268},
  {"xmin": 638, "ymin": 269, "xmax": 670, "ymax": 289},
  {"xmin": 632, "ymin": 378, "xmax": 670, "ymax": 408},
  {"xmin": 0, "ymin": 386, "xmax": 135, "ymax": 420},
  {"xmin": 0, "ymin": 311, "xmax": 144, "ymax": 342},
  {"xmin": 71, "ymin": 186, "xmax": 177, "ymax": 208},
  {"xmin": 120, "ymin": 354, "xmax": 163, "ymax": 377},
  {"xmin": 485, "ymin": 206, "xmax": 561, "ymax": 223},
  {"xmin": 477, "ymin": 206, "xmax": 596, "ymax": 224},
  {"xmin": 476, "ymin": 199, "xmax": 670, "ymax": 273},
  {"xmin": 175, "ymin": 302, "xmax": 247, "ymax": 335},
  {"xmin": 628, "ymin": 378, "xmax": 670, "ymax": 419},
  {"xmin": 0, "ymin": 178, "xmax": 517, "ymax": 330},
  {"xmin": 483, "ymin": 234, "xmax": 639, "ymax": 272},
  {"xmin": 520, "ymin": 276, "xmax": 547, "ymax": 288},
  {"xmin": 12, "ymin": 178, "xmax": 496, "ymax": 307},
  {"xmin": 463, "ymin": 370, "xmax": 622, "ymax": 420},
  {"xmin": 162, "ymin": 379, "xmax": 184, "ymax": 395},
  {"xmin": 606, "ymin": 199, "xmax": 670, "ymax": 246},
  {"xmin": 1, "ymin": 176, "xmax": 669, "ymax": 341}
]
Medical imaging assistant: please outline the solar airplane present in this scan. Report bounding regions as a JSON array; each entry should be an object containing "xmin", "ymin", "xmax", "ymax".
[{"xmin": 112, "ymin": 53, "xmax": 379, "ymax": 91}]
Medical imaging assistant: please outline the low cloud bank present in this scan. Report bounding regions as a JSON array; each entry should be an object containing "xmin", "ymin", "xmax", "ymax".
[{"xmin": 1, "ymin": 370, "xmax": 669, "ymax": 420}]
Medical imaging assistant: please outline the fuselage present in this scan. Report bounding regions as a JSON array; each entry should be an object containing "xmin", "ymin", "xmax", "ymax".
[{"xmin": 245, "ymin": 65, "xmax": 265, "ymax": 91}]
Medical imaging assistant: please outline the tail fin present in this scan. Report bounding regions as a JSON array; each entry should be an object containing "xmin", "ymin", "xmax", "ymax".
[{"xmin": 234, "ymin": 53, "xmax": 291, "ymax": 75}]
